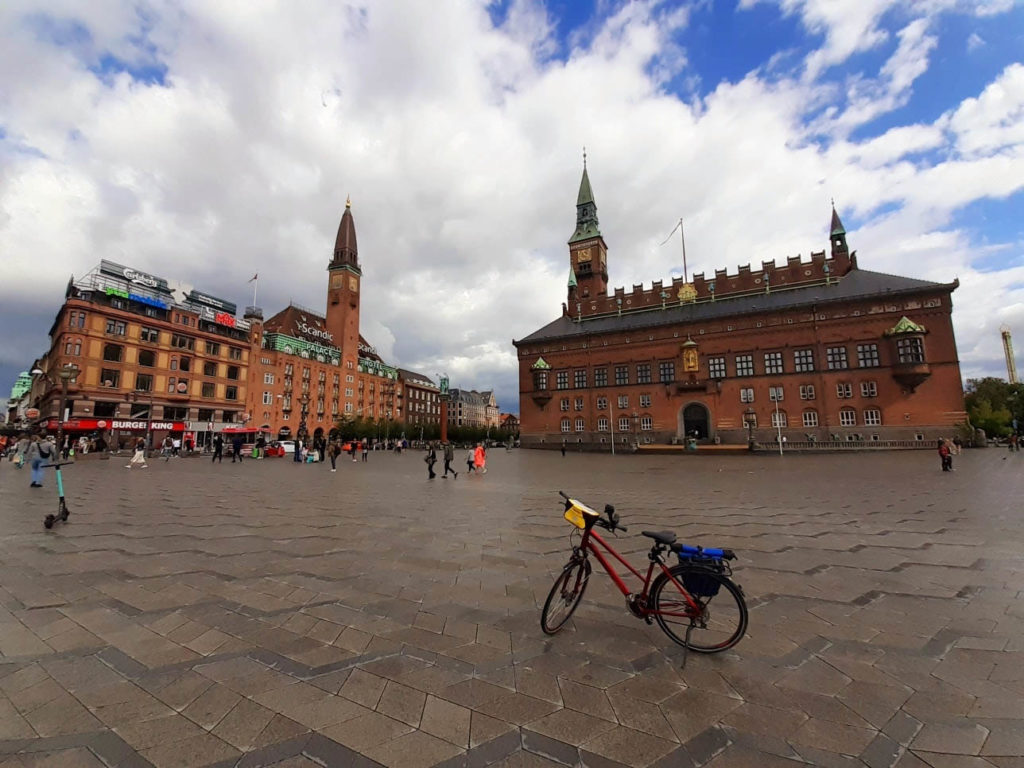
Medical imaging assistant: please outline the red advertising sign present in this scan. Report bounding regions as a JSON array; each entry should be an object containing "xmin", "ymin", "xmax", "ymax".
[
  {"xmin": 215, "ymin": 312, "xmax": 236, "ymax": 328},
  {"xmin": 43, "ymin": 418, "xmax": 188, "ymax": 432}
]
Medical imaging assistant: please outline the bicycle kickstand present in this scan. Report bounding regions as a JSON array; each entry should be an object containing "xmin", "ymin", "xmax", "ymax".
[{"xmin": 681, "ymin": 624, "xmax": 694, "ymax": 670}]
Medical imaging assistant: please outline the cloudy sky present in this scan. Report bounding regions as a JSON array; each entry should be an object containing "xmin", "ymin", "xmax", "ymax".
[{"xmin": 2, "ymin": 0, "xmax": 1023, "ymax": 414}]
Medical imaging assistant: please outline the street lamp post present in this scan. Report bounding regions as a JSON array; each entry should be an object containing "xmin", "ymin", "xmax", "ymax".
[
  {"xmin": 31, "ymin": 363, "xmax": 79, "ymax": 452},
  {"xmin": 744, "ymin": 407, "xmax": 756, "ymax": 451},
  {"xmin": 632, "ymin": 411, "xmax": 639, "ymax": 451},
  {"xmin": 385, "ymin": 410, "xmax": 392, "ymax": 445},
  {"xmin": 298, "ymin": 393, "xmax": 310, "ymax": 446}
]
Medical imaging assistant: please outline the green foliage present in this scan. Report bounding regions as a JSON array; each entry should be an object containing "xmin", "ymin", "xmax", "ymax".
[{"xmin": 964, "ymin": 377, "xmax": 1024, "ymax": 437}]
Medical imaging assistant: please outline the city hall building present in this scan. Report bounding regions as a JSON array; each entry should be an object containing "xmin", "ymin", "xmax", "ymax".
[{"xmin": 513, "ymin": 165, "xmax": 967, "ymax": 448}]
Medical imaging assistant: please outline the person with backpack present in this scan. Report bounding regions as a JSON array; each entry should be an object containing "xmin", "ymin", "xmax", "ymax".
[
  {"xmin": 212, "ymin": 433, "xmax": 224, "ymax": 463},
  {"xmin": 27, "ymin": 434, "xmax": 55, "ymax": 487},
  {"xmin": 466, "ymin": 446, "xmax": 476, "ymax": 474}
]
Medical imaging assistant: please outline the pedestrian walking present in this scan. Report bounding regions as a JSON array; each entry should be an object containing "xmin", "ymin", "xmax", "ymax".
[
  {"xmin": 293, "ymin": 438, "xmax": 303, "ymax": 462},
  {"xmin": 328, "ymin": 440, "xmax": 341, "ymax": 471},
  {"xmin": 172, "ymin": 437, "xmax": 181, "ymax": 457},
  {"xmin": 425, "ymin": 443, "xmax": 437, "ymax": 479},
  {"xmin": 474, "ymin": 442, "xmax": 487, "ymax": 474},
  {"xmin": 27, "ymin": 435, "xmax": 55, "ymax": 486},
  {"xmin": 952, "ymin": 436, "xmax": 963, "ymax": 455},
  {"xmin": 161, "ymin": 436, "xmax": 174, "ymax": 461},
  {"xmin": 352, "ymin": 440, "xmax": 358, "ymax": 462},
  {"xmin": 938, "ymin": 438, "xmax": 953, "ymax": 472},
  {"xmin": 231, "ymin": 436, "xmax": 244, "ymax": 463},
  {"xmin": 127, "ymin": 437, "xmax": 148, "ymax": 470},
  {"xmin": 362, "ymin": 441, "xmax": 368, "ymax": 462},
  {"xmin": 466, "ymin": 447, "xmax": 476, "ymax": 474},
  {"xmin": 13, "ymin": 433, "xmax": 30, "ymax": 469},
  {"xmin": 442, "ymin": 441, "xmax": 458, "ymax": 478},
  {"xmin": 212, "ymin": 434, "xmax": 224, "ymax": 463},
  {"xmin": 561, "ymin": 441, "xmax": 566, "ymax": 457}
]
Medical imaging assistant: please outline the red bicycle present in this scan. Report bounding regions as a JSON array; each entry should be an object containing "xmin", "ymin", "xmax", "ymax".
[{"xmin": 541, "ymin": 492, "xmax": 748, "ymax": 653}]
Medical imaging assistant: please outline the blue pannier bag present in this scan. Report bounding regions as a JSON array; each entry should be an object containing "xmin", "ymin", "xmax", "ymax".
[{"xmin": 676, "ymin": 546, "xmax": 725, "ymax": 597}]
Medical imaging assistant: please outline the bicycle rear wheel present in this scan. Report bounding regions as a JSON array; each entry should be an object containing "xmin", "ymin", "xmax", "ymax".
[
  {"xmin": 650, "ymin": 565, "xmax": 747, "ymax": 653},
  {"xmin": 541, "ymin": 557, "xmax": 591, "ymax": 634}
]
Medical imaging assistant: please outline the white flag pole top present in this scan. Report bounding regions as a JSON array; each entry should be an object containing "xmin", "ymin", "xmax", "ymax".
[
  {"xmin": 250, "ymin": 273, "xmax": 258, "ymax": 308},
  {"xmin": 659, "ymin": 218, "xmax": 687, "ymax": 282}
]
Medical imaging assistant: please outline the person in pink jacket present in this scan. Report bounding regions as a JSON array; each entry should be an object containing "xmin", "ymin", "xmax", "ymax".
[{"xmin": 474, "ymin": 443, "xmax": 487, "ymax": 474}]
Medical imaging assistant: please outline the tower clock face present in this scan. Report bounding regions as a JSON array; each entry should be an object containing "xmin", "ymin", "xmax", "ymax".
[
  {"xmin": 349, "ymin": 277, "xmax": 358, "ymax": 292},
  {"xmin": 576, "ymin": 248, "xmax": 592, "ymax": 263},
  {"xmin": 331, "ymin": 275, "xmax": 343, "ymax": 288}
]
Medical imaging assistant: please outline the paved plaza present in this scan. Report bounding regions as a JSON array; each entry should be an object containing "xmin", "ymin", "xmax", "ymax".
[{"xmin": 1, "ymin": 447, "xmax": 1022, "ymax": 768}]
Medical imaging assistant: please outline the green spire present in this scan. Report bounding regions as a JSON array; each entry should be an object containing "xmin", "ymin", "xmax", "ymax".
[
  {"xmin": 569, "ymin": 155, "xmax": 601, "ymax": 244},
  {"xmin": 577, "ymin": 166, "xmax": 595, "ymax": 206},
  {"xmin": 885, "ymin": 316, "xmax": 927, "ymax": 336},
  {"xmin": 568, "ymin": 267, "xmax": 577, "ymax": 288},
  {"xmin": 830, "ymin": 204, "xmax": 846, "ymax": 236}
]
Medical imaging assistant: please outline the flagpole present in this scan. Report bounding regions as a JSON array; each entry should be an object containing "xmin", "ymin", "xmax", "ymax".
[
  {"xmin": 679, "ymin": 218, "xmax": 688, "ymax": 283},
  {"xmin": 252, "ymin": 276, "xmax": 258, "ymax": 308}
]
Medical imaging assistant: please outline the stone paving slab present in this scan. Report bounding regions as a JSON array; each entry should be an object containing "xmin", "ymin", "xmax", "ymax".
[{"xmin": 1, "ymin": 448, "xmax": 1023, "ymax": 767}]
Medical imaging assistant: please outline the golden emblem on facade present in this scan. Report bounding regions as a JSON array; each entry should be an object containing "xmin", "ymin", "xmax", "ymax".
[
  {"xmin": 682, "ymin": 337, "xmax": 699, "ymax": 372},
  {"xmin": 678, "ymin": 283, "xmax": 697, "ymax": 303}
]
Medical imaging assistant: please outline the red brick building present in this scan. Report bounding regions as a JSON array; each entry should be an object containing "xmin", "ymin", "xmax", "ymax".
[{"xmin": 513, "ymin": 164, "xmax": 967, "ymax": 449}]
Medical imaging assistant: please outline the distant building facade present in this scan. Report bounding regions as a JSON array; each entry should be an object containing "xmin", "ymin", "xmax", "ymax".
[
  {"xmin": 448, "ymin": 388, "xmax": 500, "ymax": 429},
  {"xmin": 513, "ymin": 163, "xmax": 966, "ymax": 448},
  {"xmin": 397, "ymin": 369, "xmax": 442, "ymax": 429}
]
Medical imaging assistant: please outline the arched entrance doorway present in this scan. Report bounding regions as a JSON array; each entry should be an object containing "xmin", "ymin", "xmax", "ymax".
[{"xmin": 680, "ymin": 402, "xmax": 711, "ymax": 440}]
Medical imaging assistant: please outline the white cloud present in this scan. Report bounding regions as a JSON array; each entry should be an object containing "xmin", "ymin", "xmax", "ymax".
[
  {"xmin": 966, "ymin": 31, "xmax": 985, "ymax": 50},
  {"xmin": 1, "ymin": 0, "xmax": 1023, "ymax": 411}
]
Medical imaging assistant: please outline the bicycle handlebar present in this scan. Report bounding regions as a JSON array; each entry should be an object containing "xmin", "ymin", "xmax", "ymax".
[{"xmin": 40, "ymin": 462, "xmax": 74, "ymax": 469}]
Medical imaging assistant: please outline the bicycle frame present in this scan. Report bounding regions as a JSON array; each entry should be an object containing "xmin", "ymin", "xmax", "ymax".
[{"xmin": 580, "ymin": 526, "xmax": 702, "ymax": 617}]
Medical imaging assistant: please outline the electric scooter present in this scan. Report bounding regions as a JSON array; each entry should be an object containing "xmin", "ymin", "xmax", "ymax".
[{"xmin": 40, "ymin": 461, "xmax": 73, "ymax": 529}]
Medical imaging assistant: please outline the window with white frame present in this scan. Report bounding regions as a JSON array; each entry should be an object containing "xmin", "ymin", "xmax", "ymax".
[
  {"xmin": 560, "ymin": 398, "xmax": 570, "ymax": 411},
  {"xmin": 827, "ymin": 346, "xmax": 848, "ymax": 370},
  {"xmin": 556, "ymin": 371, "xmax": 569, "ymax": 390},
  {"xmin": 857, "ymin": 343, "xmax": 880, "ymax": 368},
  {"xmin": 594, "ymin": 368, "xmax": 608, "ymax": 387},
  {"xmin": 839, "ymin": 409, "xmax": 857, "ymax": 426},
  {"xmin": 617, "ymin": 395, "xmax": 629, "ymax": 409},
  {"xmin": 344, "ymin": 403, "xmax": 353, "ymax": 413},
  {"xmin": 740, "ymin": 387, "xmax": 754, "ymax": 403},
  {"xmin": 799, "ymin": 384, "xmax": 815, "ymax": 400},
  {"xmin": 618, "ymin": 417, "xmax": 630, "ymax": 432},
  {"xmin": 640, "ymin": 415, "xmax": 653, "ymax": 431},
  {"xmin": 863, "ymin": 408, "xmax": 881, "ymax": 426},
  {"xmin": 769, "ymin": 386, "xmax": 784, "ymax": 402},
  {"xmin": 636, "ymin": 364, "xmax": 652, "ymax": 384},
  {"xmin": 771, "ymin": 410, "xmax": 788, "ymax": 427},
  {"xmin": 794, "ymin": 349, "xmax": 814, "ymax": 372},
  {"xmin": 764, "ymin": 352, "xmax": 784, "ymax": 375},
  {"xmin": 639, "ymin": 394, "xmax": 651, "ymax": 408},
  {"xmin": 596, "ymin": 397, "xmax": 607, "ymax": 410},
  {"xmin": 708, "ymin": 357, "xmax": 726, "ymax": 379},
  {"xmin": 575, "ymin": 418, "xmax": 585, "ymax": 432},
  {"xmin": 597, "ymin": 417, "xmax": 609, "ymax": 432},
  {"xmin": 659, "ymin": 362, "xmax": 675, "ymax": 382},
  {"xmin": 264, "ymin": 373, "xmax": 275, "ymax": 384},
  {"xmin": 615, "ymin": 366, "xmax": 629, "ymax": 385},
  {"xmin": 861, "ymin": 381, "xmax": 877, "ymax": 397},
  {"xmin": 574, "ymin": 397, "xmax": 584, "ymax": 411},
  {"xmin": 574, "ymin": 370, "xmax": 587, "ymax": 388},
  {"xmin": 736, "ymin": 354, "xmax": 754, "ymax": 377},
  {"xmin": 561, "ymin": 418, "xmax": 571, "ymax": 433},
  {"xmin": 836, "ymin": 382, "xmax": 853, "ymax": 398},
  {"xmin": 802, "ymin": 410, "xmax": 819, "ymax": 427},
  {"xmin": 262, "ymin": 392, "xmax": 273, "ymax": 405}
]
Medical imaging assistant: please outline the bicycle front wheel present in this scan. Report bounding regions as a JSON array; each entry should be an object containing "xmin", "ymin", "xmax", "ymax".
[
  {"xmin": 541, "ymin": 558, "xmax": 591, "ymax": 635},
  {"xmin": 650, "ymin": 565, "xmax": 747, "ymax": 653}
]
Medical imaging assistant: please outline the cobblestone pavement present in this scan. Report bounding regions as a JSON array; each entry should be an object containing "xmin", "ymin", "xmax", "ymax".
[{"xmin": 1, "ymin": 447, "xmax": 1022, "ymax": 768}]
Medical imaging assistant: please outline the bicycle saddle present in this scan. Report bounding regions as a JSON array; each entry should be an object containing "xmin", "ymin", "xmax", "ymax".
[{"xmin": 641, "ymin": 530, "xmax": 677, "ymax": 546}]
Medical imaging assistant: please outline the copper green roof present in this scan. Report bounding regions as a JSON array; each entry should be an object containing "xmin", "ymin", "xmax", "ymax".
[
  {"xmin": 568, "ymin": 268, "xmax": 577, "ymax": 288},
  {"xmin": 830, "ymin": 206, "xmax": 846, "ymax": 236},
  {"xmin": 531, "ymin": 357, "xmax": 551, "ymax": 370},
  {"xmin": 569, "ymin": 164, "xmax": 602, "ymax": 244},
  {"xmin": 886, "ymin": 316, "xmax": 927, "ymax": 335}
]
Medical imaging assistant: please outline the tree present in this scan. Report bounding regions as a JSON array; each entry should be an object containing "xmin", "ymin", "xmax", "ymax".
[
  {"xmin": 965, "ymin": 377, "xmax": 1024, "ymax": 437},
  {"xmin": 967, "ymin": 398, "xmax": 1012, "ymax": 438}
]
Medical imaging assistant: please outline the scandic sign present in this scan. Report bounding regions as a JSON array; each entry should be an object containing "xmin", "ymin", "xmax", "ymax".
[{"xmin": 44, "ymin": 418, "xmax": 187, "ymax": 431}]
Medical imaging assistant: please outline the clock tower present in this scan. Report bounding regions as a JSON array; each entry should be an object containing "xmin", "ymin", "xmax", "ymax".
[
  {"xmin": 568, "ymin": 158, "xmax": 608, "ymax": 301},
  {"xmin": 326, "ymin": 196, "xmax": 361, "ymax": 370}
]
